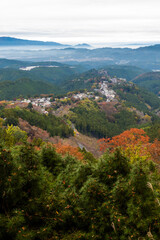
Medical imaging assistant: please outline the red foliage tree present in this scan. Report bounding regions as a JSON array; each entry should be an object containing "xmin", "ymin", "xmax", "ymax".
[
  {"xmin": 98, "ymin": 128, "xmax": 160, "ymax": 163},
  {"xmin": 99, "ymin": 128, "xmax": 149, "ymax": 152},
  {"xmin": 54, "ymin": 142, "xmax": 84, "ymax": 161}
]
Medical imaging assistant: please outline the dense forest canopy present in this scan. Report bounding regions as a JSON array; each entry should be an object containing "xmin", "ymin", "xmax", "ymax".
[
  {"xmin": 0, "ymin": 124, "xmax": 159, "ymax": 239},
  {"xmin": 0, "ymin": 107, "xmax": 74, "ymax": 138},
  {"xmin": 133, "ymin": 72, "xmax": 160, "ymax": 95}
]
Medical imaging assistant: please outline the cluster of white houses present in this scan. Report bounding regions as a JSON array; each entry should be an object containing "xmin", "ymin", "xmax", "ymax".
[
  {"xmin": 22, "ymin": 97, "xmax": 51, "ymax": 108},
  {"xmin": 16, "ymin": 76, "xmax": 127, "ymax": 114}
]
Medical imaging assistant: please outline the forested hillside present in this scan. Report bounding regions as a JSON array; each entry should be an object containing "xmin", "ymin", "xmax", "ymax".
[
  {"xmin": 0, "ymin": 124, "xmax": 159, "ymax": 239},
  {"xmin": 113, "ymin": 83, "xmax": 160, "ymax": 112},
  {"xmin": 133, "ymin": 72, "xmax": 160, "ymax": 95},
  {"xmin": 69, "ymin": 99, "xmax": 139, "ymax": 138},
  {"xmin": 102, "ymin": 65, "xmax": 146, "ymax": 81},
  {"xmin": 0, "ymin": 79, "xmax": 60, "ymax": 100},
  {"xmin": 0, "ymin": 65, "xmax": 78, "ymax": 85},
  {"xmin": 0, "ymin": 107, "xmax": 73, "ymax": 138}
]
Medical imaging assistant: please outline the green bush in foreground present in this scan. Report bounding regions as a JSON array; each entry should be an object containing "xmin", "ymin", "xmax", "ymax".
[{"xmin": 0, "ymin": 127, "xmax": 159, "ymax": 239}]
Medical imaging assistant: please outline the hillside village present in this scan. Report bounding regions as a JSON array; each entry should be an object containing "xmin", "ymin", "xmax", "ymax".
[
  {"xmin": 0, "ymin": 71, "xmax": 138, "ymax": 125},
  {"xmin": 13, "ymin": 72, "xmax": 127, "ymax": 114},
  {"xmin": 1, "ymin": 70, "xmax": 157, "ymax": 131}
]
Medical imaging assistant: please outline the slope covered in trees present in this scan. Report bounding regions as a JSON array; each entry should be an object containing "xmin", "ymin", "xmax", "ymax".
[
  {"xmin": 102, "ymin": 65, "xmax": 147, "ymax": 81},
  {"xmin": 68, "ymin": 99, "xmax": 139, "ymax": 138},
  {"xmin": 0, "ymin": 107, "xmax": 73, "ymax": 138},
  {"xmin": 61, "ymin": 69, "xmax": 160, "ymax": 114},
  {"xmin": 0, "ymin": 78, "xmax": 60, "ymax": 100},
  {"xmin": 67, "ymin": 86, "xmax": 160, "ymax": 138},
  {"xmin": 0, "ymin": 66, "xmax": 77, "ymax": 85},
  {"xmin": 132, "ymin": 72, "xmax": 160, "ymax": 95},
  {"xmin": 145, "ymin": 122, "xmax": 160, "ymax": 142},
  {"xmin": 0, "ymin": 125, "xmax": 159, "ymax": 239},
  {"xmin": 113, "ymin": 83, "xmax": 160, "ymax": 112}
]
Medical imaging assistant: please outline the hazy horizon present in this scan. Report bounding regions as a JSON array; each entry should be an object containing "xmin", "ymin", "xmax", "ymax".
[
  {"xmin": 0, "ymin": 0, "xmax": 160, "ymax": 47},
  {"xmin": 1, "ymin": 35, "xmax": 160, "ymax": 49}
]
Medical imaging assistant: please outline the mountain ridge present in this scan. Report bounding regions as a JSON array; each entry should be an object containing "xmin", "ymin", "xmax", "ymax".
[{"xmin": 0, "ymin": 36, "xmax": 70, "ymax": 47}]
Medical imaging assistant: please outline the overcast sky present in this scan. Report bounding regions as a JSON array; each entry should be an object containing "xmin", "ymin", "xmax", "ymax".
[{"xmin": 0, "ymin": 0, "xmax": 160, "ymax": 45}]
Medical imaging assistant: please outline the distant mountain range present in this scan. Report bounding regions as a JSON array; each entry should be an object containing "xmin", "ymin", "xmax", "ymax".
[
  {"xmin": 0, "ymin": 37, "xmax": 69, "ymax": 47},
  {"xmin": 0, "ymin": 37, "xmax": 92, "ymax": 49},
  {"xmin": 74, "ymin": 43, "xmax": 91, "ymax": 48},
  {"xmin": 0, "ymin": 37, "xmax": 160, "ymax": 70}
]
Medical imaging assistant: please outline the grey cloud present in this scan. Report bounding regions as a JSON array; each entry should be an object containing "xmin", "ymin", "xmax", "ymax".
[{"xmin": 0, "ymin": 0, "xmax": 160, "ymax": 44}]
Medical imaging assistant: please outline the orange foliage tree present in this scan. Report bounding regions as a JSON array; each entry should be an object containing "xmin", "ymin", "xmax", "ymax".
[
  {"xmin": 54, "ymin": 142, "xmax": 84, "ymax": 161},
  {"xmin": 99, "ymin": 128, "xmax": 160, "ymax": 163}
]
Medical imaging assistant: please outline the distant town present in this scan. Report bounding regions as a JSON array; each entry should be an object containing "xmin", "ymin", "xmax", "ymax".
[{"xmin": 2, "ymin": 74, "xmax": 127, "ymax": 115}]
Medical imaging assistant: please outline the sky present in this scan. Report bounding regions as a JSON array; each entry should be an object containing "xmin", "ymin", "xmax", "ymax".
[{"xmin": 0, "ymin": 0, "xmax": 160, "ymax": 46}]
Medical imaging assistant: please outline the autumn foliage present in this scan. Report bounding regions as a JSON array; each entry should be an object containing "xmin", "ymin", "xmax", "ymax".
[
  {"xmin": 0, "ymin": 125, "xmax": 160, "ymax": 239},
  {"xmin": 54, "ymin": 142, "xmax": 84, "ymax": 161},
  {"xmin": 99, "ymin": 128, "xmax": 160, "ymax": 163}
]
